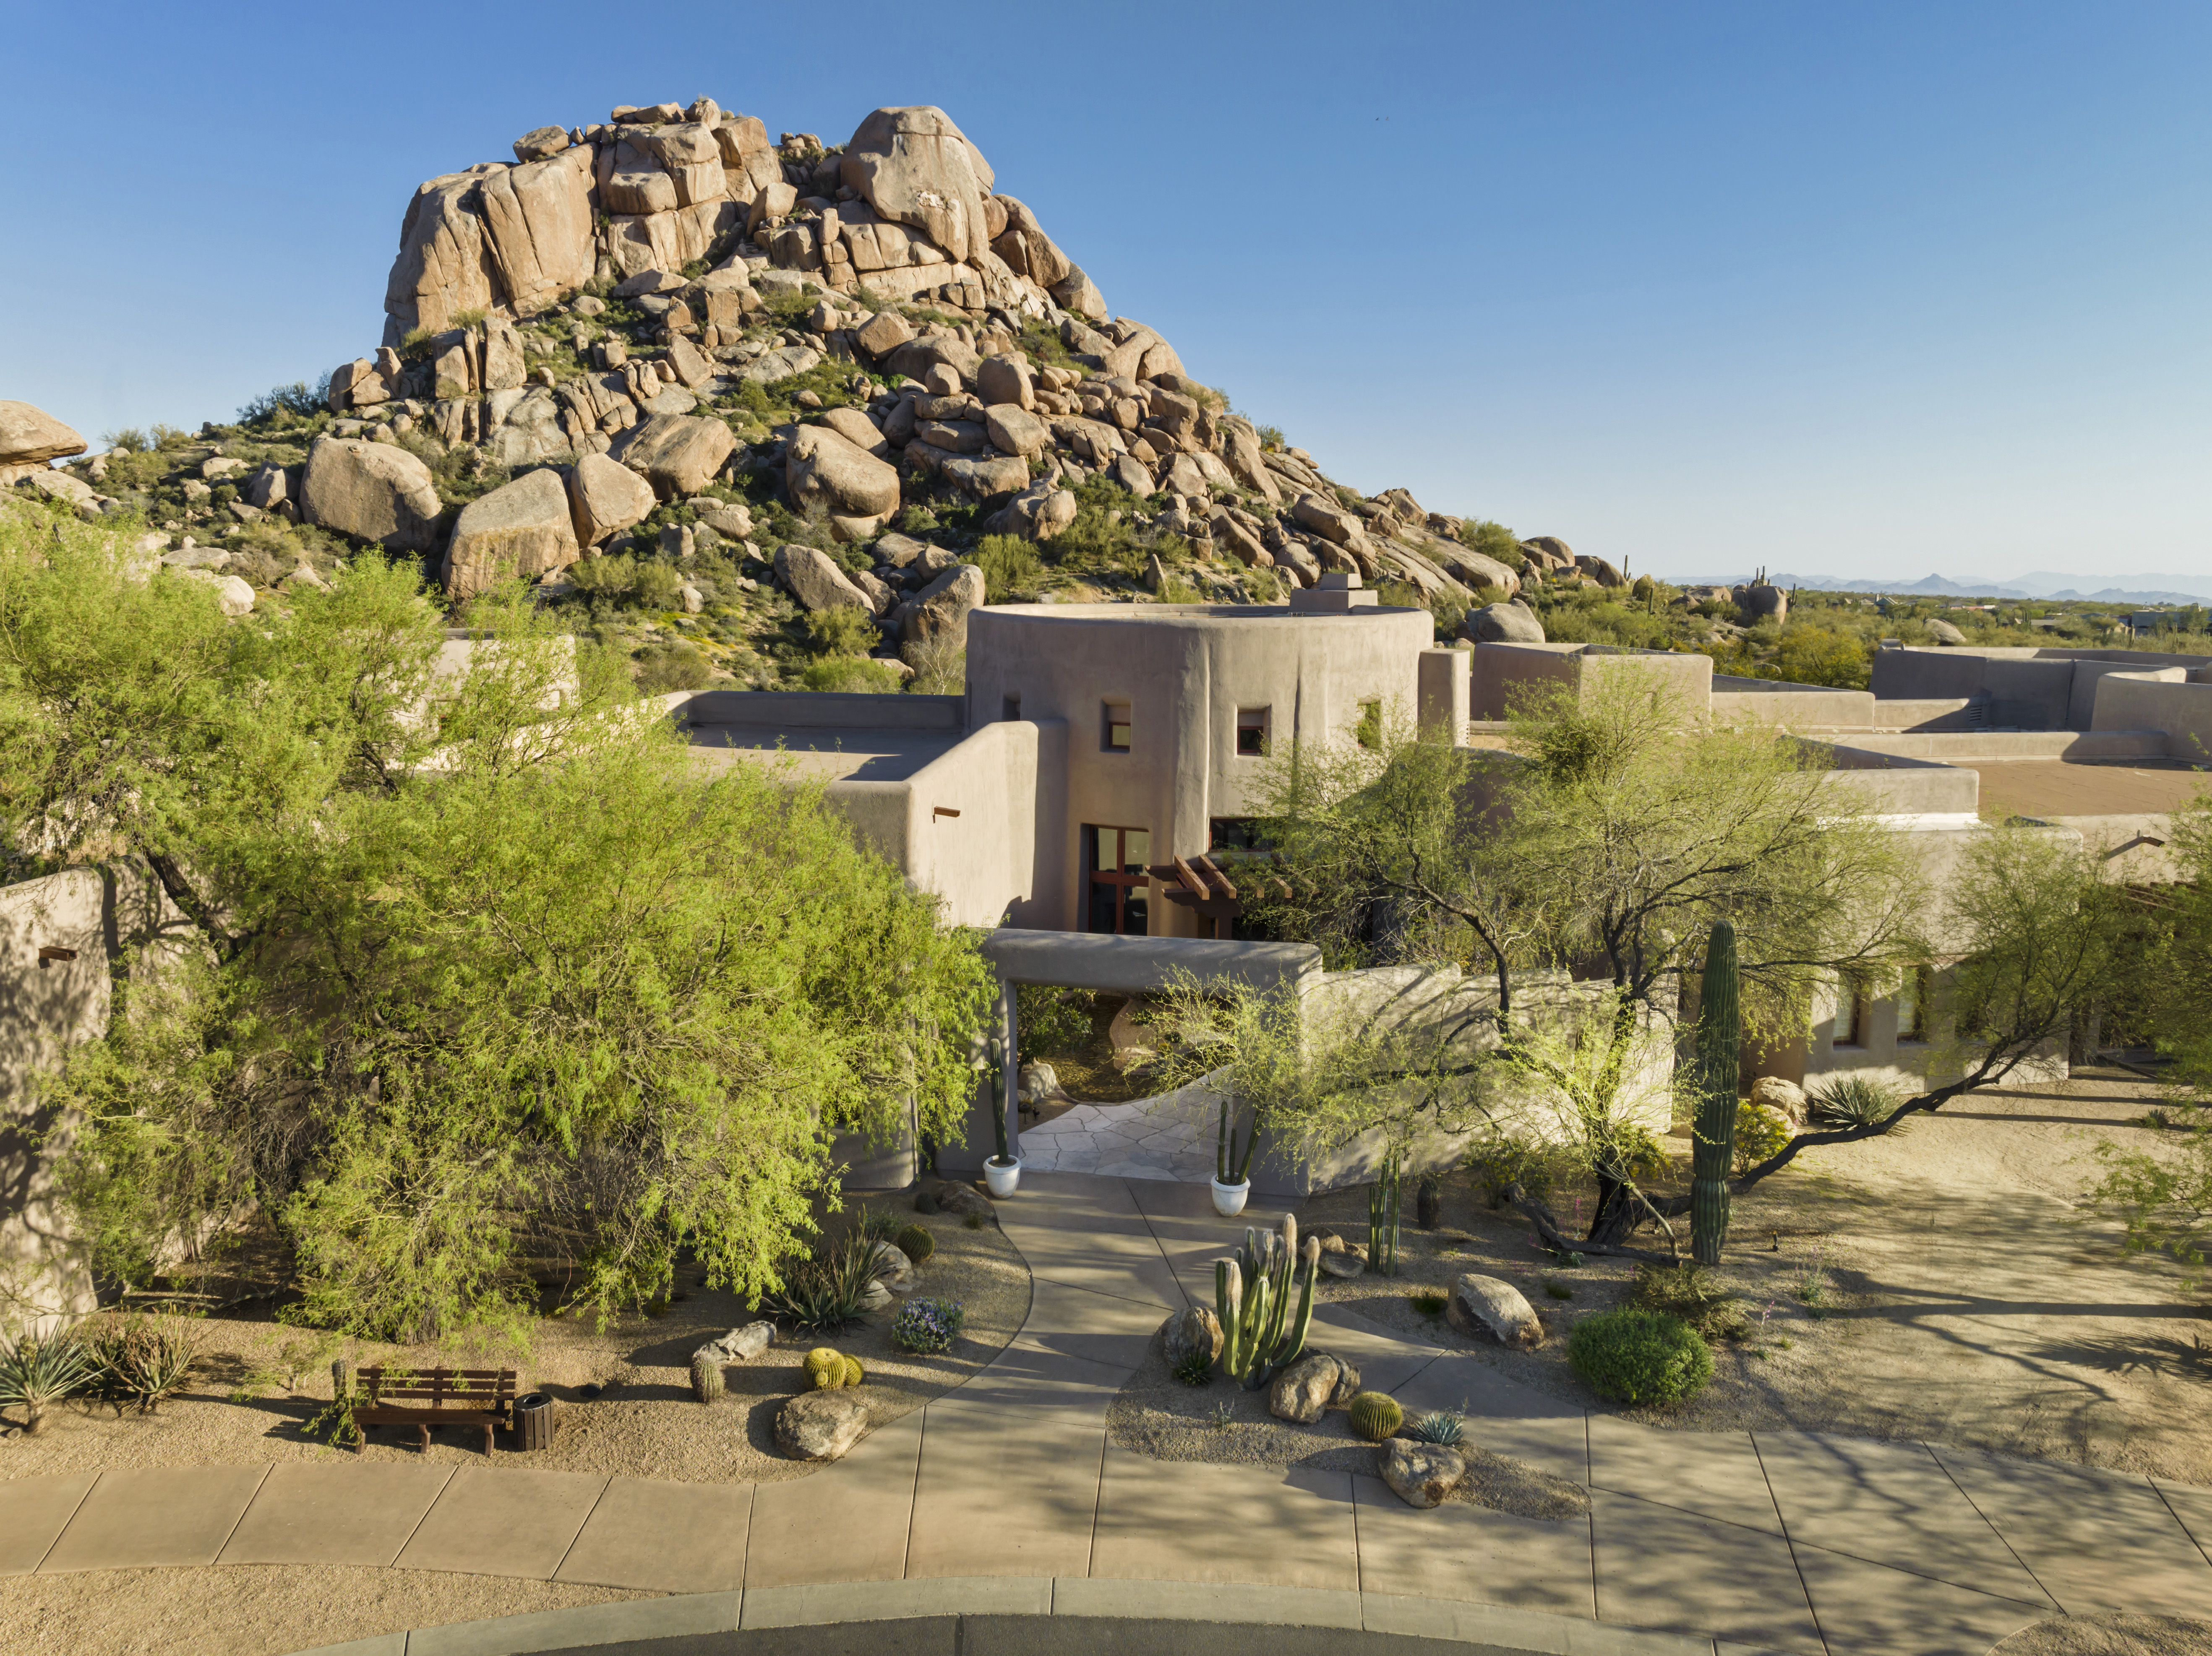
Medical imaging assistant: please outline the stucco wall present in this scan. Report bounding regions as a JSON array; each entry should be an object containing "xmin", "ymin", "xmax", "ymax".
[
  {"xmin": 1469, "ymin": 642, "xmax": 1713, "ymax": 721},
  {"xmin": 2091, "ymin": 672, "xmax": 2212, "ymax": 761},
  {"xmin": 966, "ymin": 604, "xmax": 1435, "ymax": 934}
]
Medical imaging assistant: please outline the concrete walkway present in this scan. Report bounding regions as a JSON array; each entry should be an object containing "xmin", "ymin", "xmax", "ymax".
[{"xmin": 6, "ymin": 1172, "xmax": 2212, "ymax": 1656}]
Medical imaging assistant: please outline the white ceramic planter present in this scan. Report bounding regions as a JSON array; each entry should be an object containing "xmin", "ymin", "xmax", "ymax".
[
  {"xmin": 1210, "ymin": 1177, "xmax": 1251, "ymax": 1217},
  {"xmin": 983, "ymin": 1156, "xmax": 1021, "ymax": 1198}
]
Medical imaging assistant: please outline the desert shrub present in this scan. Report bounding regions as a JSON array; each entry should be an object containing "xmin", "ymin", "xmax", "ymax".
[
  {"xmin": 801, "ymin": 656, "xmax": 901, "ymax": 693},
  {"xmin": 79, "ymin": 1309, "xmax": 209, "ymax": 1412},
  {"xmin": 1772, "ymin": 625, "xmax": 1870, "ymax": 690},
  {"xmin": 1465, "ymin": 1127, "xmax": 1563, "ymax": 1209},
  {"xmin": 973, "ymin": 535, "xmax": 1041, "ymax": 601},
  {"xmin": 102, "ymin": 427, "xmax": 149, "ymax": 454},
  {"xmin": 1569, "ymin": 1308, "xmax": 1713, "ymax": 1405},
  {"xmin": 1255, "ymin": 424, "xmax": 1286, "ymax": 450},
  {"xmin": 890, "ymin": 1296, "xmax": 965, "ymax": 1354},
  {"xmin": 238, "ymin": 378, "xmax": 332, "ymax": 426},
  {"xmin": 902, "ymin": 634, "xmax": 965, "ymax": 695},
  {"xmin": 759, "ymin": 285, "xmax": 818, "ymax": 325},
  {"xmin": 893, "ymin": 505, "xmax": 940, "ymax": 536},
  {"xmin": 806, "ymin": 605, "xmax": 880, "ymax": 656},
  {"xmin": 1630, "ymin": 1263, "xmax": 1746, "ymax": 1340},
  {"xmin": 1805, "ymin": 1074, "xmax": 1907, "ymax": 1131},
  {"xmin": 1732, "ymin": 1102, "xmax": 1792, "ymax": 1174},
  {"xmin": 0, "ymin": 1329, "xmax": 97, "ymax": 1432},
  {"xmin": 1017, "ymin": 983, "xmax": 1093, "ymax": 1055},
  {"xmin": 1172, "ymin": 1348, "xmax": 1214, "ymax": 1385},
  {"xmin": 1457, "ymin": 518, "xmax": 1525, "ymax": 573},
  {"xmin": 569, "ymin": 554, "xmax": 637, "ymax": 602},
  {"xmin": 634, "ymin": 641, "xmax": 711, "ymax": 694},
  {"xmin": 1410, "ymin": 1287, "xmax": 1447, "ymax": 1319}
]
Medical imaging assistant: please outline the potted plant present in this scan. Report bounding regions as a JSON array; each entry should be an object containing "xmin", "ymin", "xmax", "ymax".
[
  {"xmin": 1212, "ymin": 1092, "xmax": 1257, "ymax": 1216},
  {"xmin": 982, "ymin": 1033, "xmax": 1020, "ymax": 1198}
]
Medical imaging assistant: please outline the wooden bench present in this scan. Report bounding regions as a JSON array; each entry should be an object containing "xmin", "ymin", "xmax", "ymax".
[{"xmin": 350, "ymin": 1366, "xmax": 515, "ymax": 1454}]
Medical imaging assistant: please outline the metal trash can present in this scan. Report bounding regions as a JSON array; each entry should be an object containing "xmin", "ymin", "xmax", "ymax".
[{"xmin": 512, "ymin": 1392, "xmax": 555, "ymax": 1452}]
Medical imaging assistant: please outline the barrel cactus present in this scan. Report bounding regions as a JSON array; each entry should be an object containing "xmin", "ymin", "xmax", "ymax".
[
  {"xmin": 1348, "ymin": 1391, "xmax": 1402, "ymax": 1442},
  {"xmin": 803, "ymin": 1347, "xmax": 846, "ymax": 1390},
  {"xmin": 842, "ymin": 1355, "xmax": 866, "ymax": 1388},
  {"xmin": 691, "ymin": 1354, "xmax": 724, "ymax": 1405},
  {"xmin": 1690, "ymin": 921, "xmax": 1742, "ymax": 1265},
  {"xmin": 895, "ymin": 1224, "xmax": 936, "ymax": 1265}
]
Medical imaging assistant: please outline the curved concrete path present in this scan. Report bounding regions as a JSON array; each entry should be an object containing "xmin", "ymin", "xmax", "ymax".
[{"xmin": 6, "ymin": 1172, "xmax": 2212, "ymax": 1656}]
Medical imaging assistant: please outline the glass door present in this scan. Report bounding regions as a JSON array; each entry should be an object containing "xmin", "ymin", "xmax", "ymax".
[{"xmin": 1082, "ymin": 825, "xmax": 1151, "ymax": 935}]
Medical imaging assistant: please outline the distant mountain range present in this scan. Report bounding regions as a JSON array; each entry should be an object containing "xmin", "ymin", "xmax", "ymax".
[{"xmin": 1658, "ymin": 570, "xmax": 2212, "ymax": 606}]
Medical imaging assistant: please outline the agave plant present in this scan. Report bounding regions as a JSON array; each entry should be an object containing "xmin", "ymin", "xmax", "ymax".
[
  {"xmin": 763, "ymin": 1232, "xmax": 878, "ymax": 1332},
  {"xmin": 0, "ymin": 1331, "xmax": 97, "ymax": 1434},
  {"xmin": 1409, "ymin": 1408, "xmax": 1466, "ymax": 1448},
  {"xmin": 1806, "ymin": 1075, "xmax": 1908, "ymax": 1132}
]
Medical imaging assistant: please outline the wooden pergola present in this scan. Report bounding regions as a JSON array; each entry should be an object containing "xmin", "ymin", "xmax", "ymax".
[{"xmin": 1144, "ymin": 852, "xmax": 1294, "ymax": 940}]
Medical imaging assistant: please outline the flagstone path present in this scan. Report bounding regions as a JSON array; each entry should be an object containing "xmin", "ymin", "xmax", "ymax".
[{"xmin": 5, "ymin": 1172, "xmax": 2210, "ymax": 1656}]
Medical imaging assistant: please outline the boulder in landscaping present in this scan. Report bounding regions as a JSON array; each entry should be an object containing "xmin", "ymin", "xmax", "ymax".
[
  {"xmin": 694, "ymin": 1322, "xmax": 774, "ymax": 1366},
  {"xmin": 443, "ymin": 467, "xmax": 581, "ymax": 597},
  {"xmin": 182, "ymin": 570, "xmax": 256, "ymax": 616},
  {"xmin": 300, "ymin": 435, "xmax": 443, "ymax": 552},
  {"xmin": 1163, "ymin": 1306, "xmax": 1223, "ymax": 1370},
  {"xmin": 903, "ymin": 562, "xmax": 986, "ymax": 646},
  {"xmin": 1267, "ymin": 1351, "xmax": 1360, "ymax": 1424},
  {"xmin": 1928, "ymin": 618, "xmax": 1967, "ymax": 646},
  {"xmin": 869, "ymin": 1239, "xmax": 916, "ymax": 1291},
  {"xmin": 1749, "ymin": 1075, "xmax": 1807, "ymax": 1129},
  {"xmin": 1379, "ymin": 1440, "xmax": 1466, "ymax": 1510},
  {"xmin": 1446, "ymin": 1273, "xmax": 1545, "ymax": 1350},
  {"xmin": 775, "ymin": 1389, "xmax": 869, "ymax": 1462}
]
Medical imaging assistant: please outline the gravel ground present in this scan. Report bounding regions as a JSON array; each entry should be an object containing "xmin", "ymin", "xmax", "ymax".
[
  {"xmin": 0, "ymin": 1565, "xmax": 647, "ymax": 1656},
  {"xmin": 0, "ymin": 1203, "xmax": 1029, "ymax": 1486},
  {"xmin": 1302, "ymin": 1068, "xmax": 2212, "ymax": 1482},
  {"xmin": 1992, "ymin": 1614, "xmax": 2212, "ymax": 1656},
  {"xmin": 1106, "ymin": 1318, "xmax": 1588, "ymax": 1521}
]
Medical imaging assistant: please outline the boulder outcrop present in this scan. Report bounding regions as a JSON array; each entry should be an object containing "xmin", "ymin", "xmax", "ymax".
[
  {"xmin": 443, "ymin": 468, "xmax": 581, "ymax": 597},
  {"xmin": 300, "ymin": 436, "xmax": 443, "ymax": 552}
]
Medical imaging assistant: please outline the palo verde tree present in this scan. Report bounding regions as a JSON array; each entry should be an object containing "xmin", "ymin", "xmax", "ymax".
[
  {"xmin": 1244, "ymin": 676, "xmax": 1928, "ymax": 1253},
  {"xmin": 0, "ymin": 505, "xmax": 988, "ymax": 1343}
]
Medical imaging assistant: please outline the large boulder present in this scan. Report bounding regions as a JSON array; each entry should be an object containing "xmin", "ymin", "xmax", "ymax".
[
  {"xmin": 855, "ymin": 310, "xmax": 916, "ymax": 358},
  {"xmin": 982, "ymin": 480, "xmax": 1077, "ymax": 542},
  {"xmin": 0, "ymin": 402, "xmax": 86, "ymax": 468},
  {"xmin": 1928, "ymin": 618, "xmax": 1967, "ymax": 646},
  {"xmin": 610, "ymin": 414, "xmax": 735, "ymax": 499},
  {"xmin": 903, "ymin": 562, "xmax": 985, "ymax": 647},
  {"xmin": 818, "ymin": 407, "xmax": 890, "ymax": 459},
  {"xmin": 477, "ymin": 147, "xmax": 595, "ymax": 318},
  {"xmin": 1293, "ymin": 492, "xmax": 1362, "ymax": 545},
  {"xmin": 840, "ymin": 107, "xmax": 995, "ymax": 265},
  {"xmin": 181, "ymin": 570, "xmax": 256, "ymax": 617},
  {"xmin": 939, "ymin": 453, "xmax": 1030, "ymax": 498},
  {"xmin": 1461, "ymin": 601, "xmax": 1545, "ymax": 645},
  {"xmin": 775, "ymin": 544, "xmax": 873, "ymax": 613},
  {"xmin": 1445, "ymin": 1273, "xmax": 1545, "ymax": 1350},
  {"xmin": 382, "ymin": 167, "xmax": 503, "ymax": 343},
  {"xmin": 1575, "ymin": 553, "xmax": 1626, "ymax": 589},
  {"xmin": 975, "ymin": 353, "xmax": 1034, "ymax": 410},
  {"xmin": 984, "ymin": 404, "xmax": 1049, "ymax": 460},
  {"xmin": 300, "ymin": 435, "xmax": 443, "ymax": 552},
  {"xmin": 443, "ymin": 468, "xmax": 581, "ymax": 597},
  {"xmin": 567, "ymin": 451, "xmax": 657, "ymax": 546},
  {"xmin": 1737, "ymin": 582, "xmax": 1788, "ymax": 623},
  {"xmin": 786, "ymin": 425, "xmax": 901, "ymax": 519},
  {"xmin": 1219, "ymin": 424, "xmax": 1280, "ymax": 504},
  {"xmin": 1442, "ymin": 548, "xmax": 1520, "ymax": 596},
  {"xmin": 776, "ymin": 1390, "xmax": 869, "ymax": 1462},
  {"xmin": 1379, "ymin": 1440, "xmax": 1466, "ymax": 1510}
]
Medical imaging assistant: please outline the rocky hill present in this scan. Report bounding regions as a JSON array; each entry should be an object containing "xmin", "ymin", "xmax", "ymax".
[{"xmin": 2, "ymin": 99, "xmax": 1613, "ymax": 690}]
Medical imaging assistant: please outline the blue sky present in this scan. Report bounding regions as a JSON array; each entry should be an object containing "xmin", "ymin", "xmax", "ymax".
[{"xmin": 3, "ymin": 2, "xmax": 2204, "ymax": 583}]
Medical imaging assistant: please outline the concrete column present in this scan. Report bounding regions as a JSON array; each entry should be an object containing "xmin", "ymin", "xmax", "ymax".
[{"xmin": 1418, "ymin": 647, "xmax": 1471, "ymax": 745}]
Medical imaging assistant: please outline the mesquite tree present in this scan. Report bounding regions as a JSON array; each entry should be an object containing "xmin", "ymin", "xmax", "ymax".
[{"xmin": 1689, "ymin": 921, "xmax": 1741, "ymax": 1265}]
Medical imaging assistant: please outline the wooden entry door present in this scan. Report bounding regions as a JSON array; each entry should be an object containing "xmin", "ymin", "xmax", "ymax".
[{"xmin": 1082, "ymin": 825, "xmax": 1151, "ymax": 935}]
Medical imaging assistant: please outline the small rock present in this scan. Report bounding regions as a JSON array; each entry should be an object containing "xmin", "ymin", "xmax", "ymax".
[
  {"xmin": 1446, "ymin": 1273, "xmax": 1545, "ymax": 1350},
  {"xmin": 858, "ymin": 1279, "xmax": 893, "ymax": 1313},
  {"xmin": 1379, "ymin": 1440, "xmax": 1466, "ymax": 1510},
  {"xmin": 869, "ymin": 1239, "xmax": 916, "ymax": 1291},
  {"xmin": 775, "ymin": 1389, "xmax": 869, "ymax": 1461},
  {"xmin": 1320, "ymin": 1251, "xmax": 1364, "ymax": 1279},
  {"xmin": 930, "ymin": 1182, "xmax": 994, "ymax": 1221},
  {"xmin": 1163, "ymin": 1306, "xmax": 1222, "ymax": 1370},
  {"xmin": 694, "ymin": 1321, "xmax": 774, "ymax": 1365}
]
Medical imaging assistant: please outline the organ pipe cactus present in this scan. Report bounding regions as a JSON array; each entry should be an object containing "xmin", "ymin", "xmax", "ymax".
[
  {"xmin": 1214, "ymin": 1212, "xmax": 1320, "ymax": 1387},
  {"xmin": 1368, "ymin": 1151, "xmax": 1402, "ymax": 1276},
  {"xmin": 1690, "ymin": 921, "xmax": 1742, "ymax": 1265}
]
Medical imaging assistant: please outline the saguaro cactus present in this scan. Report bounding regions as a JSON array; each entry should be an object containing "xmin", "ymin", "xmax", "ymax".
[{"xmin": 1690, "ymin": 920, "xmax": 1742, "ymax": 1265}]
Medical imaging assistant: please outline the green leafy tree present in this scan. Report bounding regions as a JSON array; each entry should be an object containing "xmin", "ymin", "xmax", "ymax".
[{"xmin": 0, "ymin": 508, "xmax": 987, "ymax": 1342}]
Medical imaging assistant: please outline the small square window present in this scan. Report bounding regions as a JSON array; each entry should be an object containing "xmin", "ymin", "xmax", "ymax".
[
  {"xmin": 1103, "ymin": 700, "xmax": 1131, "ymax": 752},
  {"xmin": 1236, "ymin": 707, "xmax": 1270, "ymax": 757}
]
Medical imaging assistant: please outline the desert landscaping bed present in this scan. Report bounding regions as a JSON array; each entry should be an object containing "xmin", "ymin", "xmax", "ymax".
[
  {"xmin": 1289, "ymin": 1067, "xmax": 2212, "ymax": 1483},
  {"xmin": 0, "ymin": 1200, "xmax": 1028, "ymax": 1485}
]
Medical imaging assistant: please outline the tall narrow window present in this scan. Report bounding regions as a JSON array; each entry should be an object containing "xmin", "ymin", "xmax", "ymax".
[
  {"xmin": 1236, "ymin": 707, "xmax": 1270, "ymax": 757},
  {"xmin": 1355, "ymin": 698, "xmax": 1382, "ymax": 750},
  {"xmin": 1103, "ymin": 699, "xmax": 1132, "ymax": 752},
  {"xmin": 1833, "ymin": 976, "xmax": 1869, "ymax": 1048},
  {"xmin": 1002, "ymin": 693, "xmax": 1022, "ymax": 722},
  {"xmin": 1082, "ymin": 825, "xmax": 1151, "ymax": 935},
  {"xmin": 1896, "ymin": 967, "xmax": 1931, "ymax": 1044}
]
